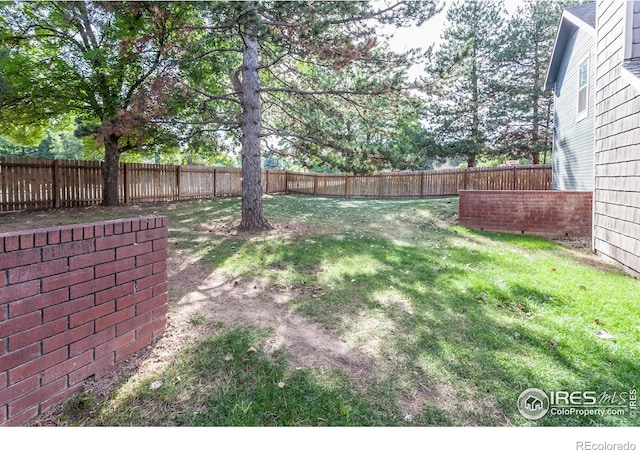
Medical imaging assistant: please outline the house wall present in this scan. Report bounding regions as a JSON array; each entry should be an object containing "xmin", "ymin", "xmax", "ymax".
[
  {"xmin": 0, "ymin": 217, "xmax": 168, "ymax": 426},
  {"xmin": 553, "ymin": 27, "xmax": 596, "ymax": 191},
  {"xmin": 458, "ymin": 190, "xmax": 593, "ymax": 238},
  {"xmin": 632, "ymin": 2, "xmax": 640, "ymax": 57},
  {"xmin": 594, "ymin": 0, "xmax": 640, "ymax": 278}
]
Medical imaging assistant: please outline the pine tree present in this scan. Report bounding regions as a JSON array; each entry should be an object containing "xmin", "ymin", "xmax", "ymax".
[
  {"xmin": 183, "ymin": 1, "xmax": 437, "ymax": 231},
  {"xmin": 496, "ymin": 0, "xmax": 562, "ymax": 164},
  {"xmin": 425, "ymin": 0, "xmax": 507, "ymax": 167}
]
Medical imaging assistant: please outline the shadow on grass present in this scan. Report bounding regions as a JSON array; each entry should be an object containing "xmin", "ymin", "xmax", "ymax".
[
  {"xmin": 185, "ymin": 223, "xmax": 637, "ymax": 426},
  {"xmin": 58, "ymin": 196, "xmax": 639, "ymax": 427},
  {"xmin": 69, "ymin": 326, "xmax": 401, "ymax": 426}
]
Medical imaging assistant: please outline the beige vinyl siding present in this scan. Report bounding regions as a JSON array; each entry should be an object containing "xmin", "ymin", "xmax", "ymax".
[
  {"xmin": 552, "ymin": 28, "xmax": 596, "ymax": 191},
  {"xmin": 595, "ymin": 0, "xmax": 640, "ymax": 278}
]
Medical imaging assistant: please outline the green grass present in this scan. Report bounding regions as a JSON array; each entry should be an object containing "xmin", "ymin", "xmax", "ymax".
[
  {"xmin": 45, "ymin": 195, "xmax": 639, "ymax": 426},
  {"xmin": 87, "ymin": 326, "xmax": 392, "ymax": 426}
]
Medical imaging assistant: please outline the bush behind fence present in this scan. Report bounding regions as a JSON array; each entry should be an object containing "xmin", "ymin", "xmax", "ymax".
[{"xmin": 0, "ymin": 157, "xmax": 552, "ymax": 212}]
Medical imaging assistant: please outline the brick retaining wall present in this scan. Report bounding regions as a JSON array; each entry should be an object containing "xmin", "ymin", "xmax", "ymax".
[
  {"xmin": 458, "ymin": 190, "xmax": 593, "ymax": 238},
  {"xmin": 0, "ymin": 217, "xmax": 168, "ymax": 426}
]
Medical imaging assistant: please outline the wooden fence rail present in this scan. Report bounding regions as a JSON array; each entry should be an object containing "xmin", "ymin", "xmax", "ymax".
[{"xmin": 0, "ymin": 156, "xmax": 552, "ymax": 212}]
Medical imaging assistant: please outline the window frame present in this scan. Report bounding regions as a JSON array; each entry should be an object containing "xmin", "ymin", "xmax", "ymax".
[{"xmin": 576, "ymin": 55, "xmax": 589, "ymax": 122}]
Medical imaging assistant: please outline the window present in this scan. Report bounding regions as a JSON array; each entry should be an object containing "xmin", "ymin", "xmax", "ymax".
[{"xmin": 577, "ymin": 58, "xmax": 589, "ymax": 121}]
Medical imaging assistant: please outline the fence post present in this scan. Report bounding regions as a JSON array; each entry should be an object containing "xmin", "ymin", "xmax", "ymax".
[
  {"xmin": 463, "ymin": 169, "xmax": 469, "ymax": 192},
  {"xmin": 313, "ymin": 173, "xmax": 318, "ymax": 196},
  {"xmin": 52, "ymin": 159, "xmax": 61, "ymax": 208},
  {"xmin": 123, "ymin": 163, "xmax": 130, "ymax": 204},
  {"xmin": 176, "ymin": 165, "xmax": 181, "ymax": 201},
  {"xmin": 420, "ymin": 171, "xmax": 425, "ymax": 198},
  {"xmin": 213, "ymin": 168, "xmax": 217, "ymax": 197},
  {"xmin": 265, "ymin": 170, "xmax": 270, "ymax": 194},
  {"xmin": 378, "ymin": 174, "xmax": 382, "ymax": 199},
  {"xmin": 512, "ymin": 167, "xmax": 517, "ymax": 190},
  {"xmin": 345, "ymin": 174, "xmax": 350, "ymax": 198}
]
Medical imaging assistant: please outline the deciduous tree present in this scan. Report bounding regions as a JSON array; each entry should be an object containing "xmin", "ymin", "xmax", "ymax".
[{"xmin": 0, "ymin": 2, "xmax": 192, "ymax": 205}]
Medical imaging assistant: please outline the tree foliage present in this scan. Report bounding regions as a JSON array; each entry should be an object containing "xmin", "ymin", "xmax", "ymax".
[
  {"xmin": 175, "ymin": 1, "xmax": 439, "ymax": 229},
  {"xmin": 423, "ymin": 0, "xmax": 563, "ymax": 167},
  {"xmin": 0, "ymin": 1, "xmax": 195, "ymax": 204},
  {"xmin": 424, "ymin": 0, "xmax": 507, "ymax": 167},
  {"xmin": 494, "ymin": 0, "xmax": 562, "ymax": 164}
]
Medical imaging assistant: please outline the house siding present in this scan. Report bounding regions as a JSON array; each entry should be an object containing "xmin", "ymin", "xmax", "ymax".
[
  {"xmin": 595, "ymin": 0, "xmax": 640, "ymax": 278},
  {"xmin": 632, "ymin": 2, "xmax": 640, "ymax": 58},
  {"xmin": 552, "ymin": 27, "xmax": 596, "ymax": 191}
]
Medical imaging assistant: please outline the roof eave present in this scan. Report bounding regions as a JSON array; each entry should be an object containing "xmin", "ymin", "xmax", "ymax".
[{"xmin": 544, "ymin": 9, "xmax": 596, "ymax": 91}]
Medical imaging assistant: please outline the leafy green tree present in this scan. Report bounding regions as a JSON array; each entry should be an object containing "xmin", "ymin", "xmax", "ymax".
[
  {"xmin": 424, "ymin": 0, "xmax": 507, "ymax": 167},
  {"xmin": 385, "ymin": 103, "xmax": 444, "ymax": 173},
  {"xmin": 0, "ymin": 136, "xmax": 38, "ymax": 157},
  {"xmin": 262, "ymin": 157, "xmax": 282, "ymax": 170},
  {"xmin": 0, "ymin": 2, "xmax": 194, "ymax": 205},
  {"xmin": 0, "ymin": 128, "xmax": 84, "ymax": 159},
  {"xmin": 37, "ymin": 130, "xmax": 85, "ymax": 159}
]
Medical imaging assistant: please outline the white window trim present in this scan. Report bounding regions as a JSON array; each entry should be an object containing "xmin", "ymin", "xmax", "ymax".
[
  {"xmin": 621, "ymin": 2, "xmax": 640, "ymax": 93},
  {"xmin": 624, "ymin": 1, "xmax": 636, "ymax": 60},
  {"xmin": 576, "ymin": 55, "xmax": 589, "ymax": 122}
]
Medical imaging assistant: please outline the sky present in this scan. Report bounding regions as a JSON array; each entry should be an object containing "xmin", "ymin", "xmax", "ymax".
[
  {"xmin": 386, "ymin": 0, "xmax": 528, "ymax": 51},
  {"xmin": 384, "ymin": 0, "xmax": 528, "ymax": 78}
]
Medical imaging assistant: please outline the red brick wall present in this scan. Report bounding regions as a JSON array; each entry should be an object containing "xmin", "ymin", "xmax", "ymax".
[
  {"xmin": 0, "ymin": 217, "xmax": 168, "ymax": 426},
  {"xmin": 458, "ymin": 190, "xmax": 593, "ymax": 238}
]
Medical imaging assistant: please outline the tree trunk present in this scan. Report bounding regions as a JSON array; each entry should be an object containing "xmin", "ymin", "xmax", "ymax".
[
  {"xmin": 102, "ymin": 133, "xmax": 121, "ymax": 206},
  {"xmin": 530, "ymin": 151, "xmax": 540, "ymax": 165},
  {"xmin": 531, "ymin": 40, "xmax": 541, "ymax": 165},
  {"xmin": 238, "ymin": 18, "xmax": 272, "ymax": 232},
  {"xmin": 467, "ymin": 154, "xmax": 476, "ymax": 168},
  {"xmin": 470, "ymin": 42, "xmax": 480, "ymax": 169}
]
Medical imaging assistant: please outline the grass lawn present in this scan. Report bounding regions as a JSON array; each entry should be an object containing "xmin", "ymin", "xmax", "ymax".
[{"xmin": 11, "ymin": 195, "xmax": 638, "ymax": 427}]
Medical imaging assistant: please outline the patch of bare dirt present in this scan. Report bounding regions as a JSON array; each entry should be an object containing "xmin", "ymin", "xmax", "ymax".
[
  {"xmin": 553, "ymin": 236, "xmax": 624, "ymax": 274},
  {"xmin": 191, "ymin": 219, "xmax": 314, "ymax": 239},
  {"xmin": 0, "ymin": 203, "xmax": 173, "ymax": 233},
  {"xmin": 165, "ymin": 254, "xmax": 376, "ymax": 381},
  {"xmin": 553, "ymin": 236, "xmax": 591, "ymax": 251},
  {"xmin": 30, "ymin": 227, "xmax": 402, "ymax": 426}
]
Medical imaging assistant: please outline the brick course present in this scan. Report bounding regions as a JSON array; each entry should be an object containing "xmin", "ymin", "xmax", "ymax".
[
  {"xmin": 0, "ymin": 216, "xmax": 168, "ymax": 426},
  {"xmin": 458, "ymin": 190, "xmax": 592, "ymax": 238}
]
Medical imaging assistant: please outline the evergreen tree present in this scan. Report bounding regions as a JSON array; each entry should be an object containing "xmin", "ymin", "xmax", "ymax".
[
  {"xmin": 181, "ymin": 1, "xmax": 438, "ymax": 230},
  {"xmin": 424, "ymin": 0, "xmax": 507, "ymax": 167},
  {"xmin": 495, "ymin": 0, "xmax": 561, "ymax": 164}
]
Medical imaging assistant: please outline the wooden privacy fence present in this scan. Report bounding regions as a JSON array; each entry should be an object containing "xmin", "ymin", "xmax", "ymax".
[
  {"xmin": 0, "ymin": 156, "xmax": 551, "ymax": 211},
  {"xmin": 286, "ymin": 165, "xmax": 552, "ymax": 197}
]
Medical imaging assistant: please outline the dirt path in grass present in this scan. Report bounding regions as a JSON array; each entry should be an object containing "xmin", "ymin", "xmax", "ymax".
[
  {"xmin": 31, "ymin": 246, "xmax": 387, "ymax": 426},
  {"xmin": 164, "ymin": 248, "xmax": 376, "ymax": 380}
]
